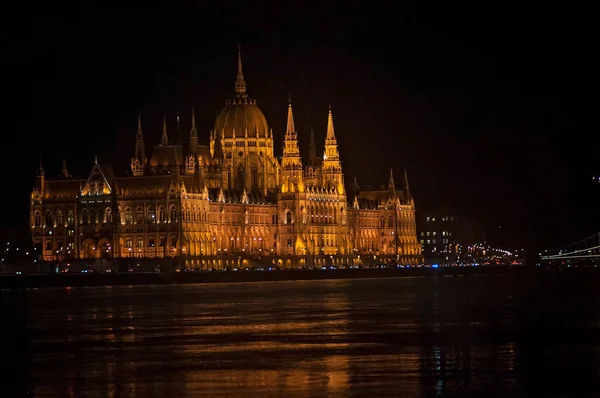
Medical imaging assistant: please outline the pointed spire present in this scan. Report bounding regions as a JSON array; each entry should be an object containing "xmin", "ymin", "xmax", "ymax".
[
  {"xmin": 286, "ymin": 94, "xmax": 296, "ymax": 135},
  {"xmin": 176, "ymin": 110, "xmax": 181, "ymax": 144},
  {"xmin": 61, "ymin": 157, "xmax": 70, "ymax": 178},
  {"xmin": 235, "ymin": 44, "xmax": 247, "ymax": 96},
  {"xmin": 189, "ymin": 107, "xmax": 198, "ymax": 156},
  {"xmin": 389, "ymin": 166, "xmax": 396, "ymax": 198},
  {"xmin": 404, "ymin": 169, "xmax": 411, "ymax": 199},
  {"xmin": 308, "ymin": 125, "xmax": 317, "ymax": 166},
  {"xmin": 190, "ymin": 107, "xmax": 197, "ymax": 137},
  {"xmin": 134, "ymin": 112, "xmax": 146, "ymax": 161},
  {"xmin": 136, "ymin": 111, "xmax": 143, "ymax": 139},
  {"xmin": 161, "ymin": 115, "xmax": 169, "ymax": 146},
  {"xmin": 38, "ymin": 157, "xmax": 44, "ymax": 176},
  {"xmin": 353, "ymin": 177, "xmax": 360, "ymax": 194},
  {"xmin": 326, "ymin": 102, "xmax": 336, "ymax": 140},
  {"xmin": 322, "ymin": 103, "xmax": 342, "ymax": 178}
]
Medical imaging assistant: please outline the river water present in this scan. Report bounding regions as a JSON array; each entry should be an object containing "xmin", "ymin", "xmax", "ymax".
[{"xmin": 2, "ymin": 270, "xmax": 600, "ymax": 397}]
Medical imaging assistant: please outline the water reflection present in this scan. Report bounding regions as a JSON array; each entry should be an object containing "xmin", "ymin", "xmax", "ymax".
[{"xmin": 2, "ymin": 273, "xmax": 600, "ymax": 396}]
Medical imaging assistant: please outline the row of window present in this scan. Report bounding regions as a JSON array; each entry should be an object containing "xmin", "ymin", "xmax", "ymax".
[
  {"xmin": 425, "ymin": 216, "xmax": 455, "ymax": 222},
  {"xmin": 420, "ymin": 231, "xmax": 453, "ymax": 237},
  {"xmin": 124, "ymin": 236, "xmax": 177, "ymax": 248},
  {"xmin": 421, "ymin": 238, "xmax": 451, "ymax": 245}
]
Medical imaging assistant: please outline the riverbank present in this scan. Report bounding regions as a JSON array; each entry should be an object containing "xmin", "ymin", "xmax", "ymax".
[{"xmin": 0, "ymin": 266, "xmax": 538, "ymax": 289}]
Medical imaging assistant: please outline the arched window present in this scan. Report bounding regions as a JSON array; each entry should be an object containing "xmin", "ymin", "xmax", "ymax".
[
  {"xmin": 124, "ymin": 207, "xmax": 133, "ymax": 224},
  {"xmin": 159, "ymin": 207, "xmax": 166, "ymax": 222},
  {"xmin": 170, "ymin": 206, "xmax": 177, "ymax": 222},
  {"xmin": 272, "ymin": 214, "xmax": 278, "ymax": 224},
  {"xmin": 45, "ymin": 210, "xmax": 53, "ymax": 227},
  {"xmin": 45, "ymin": 240, "xmax": 52, "ymax": 251},
  {"xmin": 34, "ymin": 211, "xmax": 41, "ymax": 227},
  {"xmin": 136, "ymin": 207, "xmax": 144, "ymax": 224},
  {"xmin": 147, "ymin": 207, "xmax": 156, "ymax": 223},
  {"xmin": 148, "ymin": 237, "xmax": 155, "ymax": 247},
  {"xmin": 159, "ymin": 236, "xmax": 165, "ymax": 247},
  {"xmin": 137, "ymin": 238, "xmax": 144, "ymax": 248},
  {"xmin": 56, "ymin": 210, "xmax": 64, "ymax": 226},
  {"xmin": 105, "ymin": 208, "xmax": 112, "ymax": 223},
  {"xmin": 81, "ymin": 209, "xmax": 88, "ymax": 225},
  {"xmin": 380, "ymin": 216, "xmax": 384, "ymax": 228},
  {"xmin": 67, "ymin": 210, "xmax": 75, "ymax": 226},
  {"xmin": 286, "ymin": 211, "xmax": 292, "ymax": 225},
  {"xmin": 388, "ymin": 216, "xmax": 393, "ymax": 228},
  {"xmin": 125, "ymin": 239, "xmax": 132, "ymax": 248},
  {"xmin": 56, "ymin": 241, "xmax": 63, "ymax": 250},
  {"xmin": 171, "ymin": 236, "xmax": 177, "ymax": 247}
]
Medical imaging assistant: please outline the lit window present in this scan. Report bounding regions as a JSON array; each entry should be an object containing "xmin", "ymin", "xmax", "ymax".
[
  {"xmin": 433, "ymin": 232, "xmax": 436, "ymax": 236},
  {"xmin": 426, "ymin": 217, "xmax": 430, "ymax": 222},
  {"xmin": 426, "ymin": 239, "xmax": 431, "ymax": 244}
]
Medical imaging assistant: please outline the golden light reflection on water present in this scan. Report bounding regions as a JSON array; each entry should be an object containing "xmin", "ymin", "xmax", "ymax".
[{"xmin": 15, "ymin": 277, "xmax": 545, "ymax": 397}]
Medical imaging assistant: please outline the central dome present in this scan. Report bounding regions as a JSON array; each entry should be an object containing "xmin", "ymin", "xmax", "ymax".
[
  {"xmin": 214, "ymin": 96, "xmax": 270, "ymax": 139},
  {"xmin": 213, "ymin": 47, "xmax": 270, "ymax": 140}
]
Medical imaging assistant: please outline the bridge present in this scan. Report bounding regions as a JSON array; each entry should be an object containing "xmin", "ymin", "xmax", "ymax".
[{"xmin": 540, "ymin": 232, "xmax": 600, "ymax": 265}]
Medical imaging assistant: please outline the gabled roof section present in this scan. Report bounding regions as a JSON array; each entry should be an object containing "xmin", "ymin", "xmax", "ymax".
[{"xmin": 81, "ymin": 162, "xmax": 115, "ymax": 196}]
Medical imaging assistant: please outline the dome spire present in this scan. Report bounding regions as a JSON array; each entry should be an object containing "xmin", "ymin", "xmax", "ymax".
[{"xmin": 235, "ymin": 43, "xmax": 247, "ymax": 97}]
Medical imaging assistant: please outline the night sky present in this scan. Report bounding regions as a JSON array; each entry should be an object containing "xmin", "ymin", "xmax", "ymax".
[{"xmin": 3, "ymin": 3, "xmax": 599, "ymax": 258}]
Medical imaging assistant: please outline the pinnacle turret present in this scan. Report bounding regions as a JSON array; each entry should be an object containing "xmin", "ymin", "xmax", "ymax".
[
  {"xmin": 308, "ymin": 125, "xmax": 317, "ymax": 167},
  {"xmin": 404, "ymin": 169, "xmax": 411, "ymax": 200},
  {"xmin": 38, "ymin": 157, "xmax": 44, "ymax": 176},
  {"xmin": 286, "ymin": 94, "xmax": 295, "ymax": 135},
  {"xmin": 134, "ymin": 112, "xmax": 146, "ymax": 160},
  {"xmin": 189, "ymin": 107, "xmax": 198, "ymax": 156},
  {"xmin": 61, "ymin": 157, "xmax": 70, "ymax": 178},
  {"xmin": 326, "ymin": 102, "xmax": 336, "ymax": 140},
  {"xmin": 160, "ymin": 116, "xmax": 169, "ymax": 146},
  {"xmin": 388, "ymin": 166, "xmax": 396, "ymax": 198}
]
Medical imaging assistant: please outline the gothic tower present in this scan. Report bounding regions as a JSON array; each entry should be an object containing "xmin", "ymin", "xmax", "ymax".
[
  {"xmin": 131, "ymin": 112, "xmax": 146, "ymax": 176},
  {"xmin": 321, "ymin": 104, "xmax": 344, "ymax": 195}
]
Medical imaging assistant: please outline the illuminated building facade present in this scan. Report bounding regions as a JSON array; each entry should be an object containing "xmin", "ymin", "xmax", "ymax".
[
  {"xmin": 416, "ymin": 203, "xmax": 486, "ymax": 263},
  {"xmin": 29, "ymin": 50, "xmax": 422, "ymax": 268}
]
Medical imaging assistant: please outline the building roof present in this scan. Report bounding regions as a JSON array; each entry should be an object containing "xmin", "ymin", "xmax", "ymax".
[{"xmin": 149, "ymin": 144, "xmax": 184, "ymax": 168}]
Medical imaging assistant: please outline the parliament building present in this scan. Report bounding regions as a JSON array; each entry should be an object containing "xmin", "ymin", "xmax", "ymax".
[{"xmin": 29, "ymin": 51, "xmax": 423, "ymax": 269}]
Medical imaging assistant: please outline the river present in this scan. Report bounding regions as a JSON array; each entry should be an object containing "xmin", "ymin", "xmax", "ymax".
[{"xmin": 2, "ymin": 269, "xmax": 600, "ymax": 397}]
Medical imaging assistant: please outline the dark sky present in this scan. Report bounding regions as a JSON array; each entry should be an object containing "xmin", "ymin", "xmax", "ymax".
[{"xmin": 2, "ymin": 3, "xmax": 599, "ymax": 255}]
